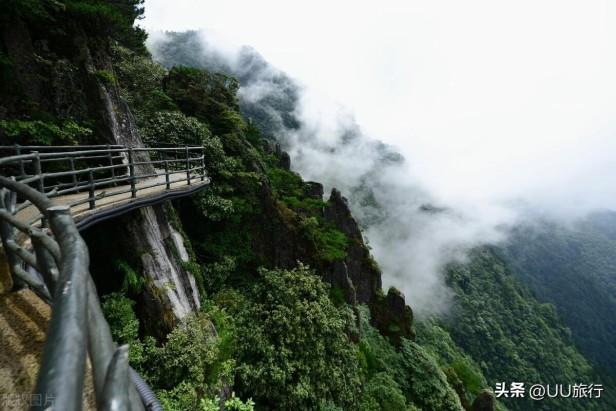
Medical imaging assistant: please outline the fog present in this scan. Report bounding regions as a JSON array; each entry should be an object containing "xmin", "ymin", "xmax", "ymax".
[{"xmin": 143, "ymin": 0, "xmax": 616, "ymax": 315}]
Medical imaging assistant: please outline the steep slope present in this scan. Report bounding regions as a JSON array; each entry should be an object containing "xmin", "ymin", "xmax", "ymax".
[
  {"xmin": 102, "ymin": 43, "xmax": 473, "ymax": 410},
  {"xmin": 443, "ymin": 248, "xmax": 613, "ymax": 411},
  {"xmin": 0, "ymin": 1, "xmax": 201, "ymax": 334},
  {"xmin": 500, "ymin": 212, "xmax": 616, "ymax": 377},
  {"xmin": 1, "ymin": 3, "xmax": 472, "ymax": 410},
  {"xmin": 3, "ymin": 5, "xmax": 614, "ymax": 411},
  {"xmin": 149, "ymin": 30, "xmax": 616, "ymax": 411}
]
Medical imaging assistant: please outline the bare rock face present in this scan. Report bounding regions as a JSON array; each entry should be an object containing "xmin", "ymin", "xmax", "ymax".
[
  {"xmin": 279, "ymin": 151, "xmax": 291, "ymax": 170},
  {"xmin": 324, "ymin": 189, "xmax": 363, "ymax": 239},
  {"xmin": 324, "ymin": 189, "xmax": 381, "ymax": 304},
  {"xmin": 322, "ymin": 188, "xmax": 413, "ymax": 344},
  {"xmin": 73, "ymin": 31, "xmax": 201, "ymax": 331},
  {"xmin": 370, "ymin": 288, "xmax": 415, "ymax": 346},
  {"xmin": 81, "ymin": 39, "xmax": 200, "ymax": 330},
  {"xmin": 322, "ymin": 260, "xmax": 357, "ymax": 306},
  {"xmin": 124, "ymin": 205, "xmax": 200, "ymax": 336}
]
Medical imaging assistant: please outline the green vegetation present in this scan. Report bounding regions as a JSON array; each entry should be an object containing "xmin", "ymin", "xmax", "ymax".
[
  {"xmin": 200, "ymin": 393, "xmax": 255, "ymax": 411},
  {"xmin": 94, "ymin": 69, "xmax": 117, "ymax": 86},
  {"xmin": 0, "ymin": 119, "xmax": 91, "ymax": 145},
  {"xmin": 501, "ymin": 215, "xmax": 616, "ymax": 376},
  {"xmin": 444, "ymin": 249, "xmax": 613, "ymax": 411},
  {"xmin": 112, "ymin": 44, "xmax": 178, "ymax": 120},
  {"xmin": 356, "ymin": 306, "xmax": 465, "ymax": 411},
  {"xmin": 116, "ymin": 259, "xmax": 145, "ymax": 294},
  {"xmin": 264, "ymin": 161, "xmax": 349, "ymax": 262},
  {"xmin": 300, "ymin": 217, "xmax": 349, "ymax": 262},
  {"xmin": 8, "ymin": 6, "xmax": 614, "ymax": 410},
  {"xmin": 416, "ymin": 320, "xmax": 494, "ymax": 409},
  {"xmin": 102, "ymin": 291, "xmax": 249, "ymax": 410},
  {"xmin": 64, "ymin": 0, "xmax": 148, "ymax": 54},
  {"xmin": 222, "ymin": 265, "xmax": 362, "ymax": 410},
  {"xmin": 139, "ymin": 111, "xmax": 211, "ymax": 146},
  {"xmin": 101, "ymin": 27, "xmax": 498, "ymax": 410},
  {"xmin": 163, "ymin": 66, "xmax": 245, "ymax": 136},
  {"xmin": 101, "ymin": 293, "xmax": 140, "ymax": 349}
]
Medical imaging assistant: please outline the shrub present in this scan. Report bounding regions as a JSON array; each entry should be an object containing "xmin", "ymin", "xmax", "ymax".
[
  {"xmin": 94, "ymin": 69, "xmax": 117, "ymax": 86},
  {"xmin": 359, "ymin": 372, "xmax": 408, "ymax": 411},
  {"xmin": 357, "ymin": 306, "xmax": 465, "ymax": 411},
  {"xmin": 115, "ymin": 259, "xmax": 145, "ymax": 294},
  {"xmin": 228, "ymin": 264, "xmax": 362, "ymax": 410},
  {"xmin": 101, "ymin": 292, "xmax": 140, "ymax": 345},
  {"xmin": 0, "ymin": 119, "xmax": 91, "ymax": 145},
  {"xmin": 163, "ymin": 66, "xmax": 244, "ymax": 135},
  {"xmin": 112, "ymin": 44, "xmax": 176, "ymax": 118},
  {"xmin": 300, "ymin": 217, "xmax": 349, "ymax": 262},
  {"xmin": 140, "ymin": 110, "xmax": 211, "ymax": 146},
  {"xmin": 139, "ymin": 111, "xmax": 231, "ymax": 176},
  {"xmin": 200, "ymin": 393, "xmax": 255, "ymax": 411}
]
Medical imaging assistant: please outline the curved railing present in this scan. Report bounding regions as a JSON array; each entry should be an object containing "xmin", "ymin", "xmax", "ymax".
[
  {"xmin": 0, "ymin": 144, "xmax": 207, "ymax": 227},
  {"xmin": 0, "ymin": 144, "xmax": 210, "ymax": 410}
]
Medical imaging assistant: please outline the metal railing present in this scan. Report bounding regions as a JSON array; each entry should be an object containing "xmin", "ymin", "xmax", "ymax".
[
  {"xmin": 0, "ymin": 144, "xmax": 211, "ymax": 410},
  {"xmin": 0, "ymin": 144, "xmax": 207, "ymax": 227}
]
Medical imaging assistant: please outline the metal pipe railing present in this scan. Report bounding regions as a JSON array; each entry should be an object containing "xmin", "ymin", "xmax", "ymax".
[
  {"xmin": 0, "ymin": 177, "xmax": 146, "ymax": 411},
  {"xmin": 0, "ymin": 142, "xmax": 211, "ymax": 410},
  {"xmin": 0, "ymin": 144, "xmax": 208, "ymax": 226}
]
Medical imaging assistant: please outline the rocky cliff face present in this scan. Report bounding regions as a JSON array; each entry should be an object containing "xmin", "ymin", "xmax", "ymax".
[
  {"xmin": 123, "ymin": 204, "xmax": 200, "ymax": 334},
  {"xmin": 324, "ymin": 188, "xmax": 381, "ymax": 304},
  {"xmin": 323, "ymin": 187, "xmax": 414, "ymax": 344},
  {"xmin": 0, "ymin": 14, "xmax": 201, "ymax": 332},
  {"xmin": 225, "ymin": 141, "xmax": 415, "ymax": 344}
]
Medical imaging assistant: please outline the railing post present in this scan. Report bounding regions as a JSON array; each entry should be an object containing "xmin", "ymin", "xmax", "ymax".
[
  {"xmin": 88, "ymin": 169, "xmax": 95, "ymax": 210},
  {"xmin": 107, "ymin": 144, "xmax": 116, "ymax": 186},
  {"xmin": 164, "ymin": 160, "xmax": 170, "ymax": 189},
  {"xmin": 128, "ymin": 147, "xmax": 136, "ymax": 198},
  {"xmin": 185, "ymin": 146, "xmax": 191, "ymax": 185},
  {"xmin": 15, "ymin": 144, "xmax": 25, "ymax": 177},
  {"xmin": 33, "ymin": 151, "xmax": 43, "ymax": 192},
  {"xmin": 201, "ymin": 147, "xmax": 205, "ymax": 181},
  {"xmin": 69, "ymin": 157, "xmax": 77, "ymax": 188},
  {"xmin": 0, "ymin": 188, "xmax": 18, "ymax": 290},
  {"xmin": 33, "ymin": 151, "xmax": 48, "ymax": 227}
]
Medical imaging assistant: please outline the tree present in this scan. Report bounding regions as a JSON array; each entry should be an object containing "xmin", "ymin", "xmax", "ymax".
[
  {"xmin": 163, "ymin": 66, "xmax": 245, "ymax": 135},
  {"xmin": 229, "ymin": 264, "xmax": 362, "ymax": 410}
]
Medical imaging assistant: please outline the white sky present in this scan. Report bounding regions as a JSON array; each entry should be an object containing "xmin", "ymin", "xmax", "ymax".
[{"xmin": 142, "ymin": 0, "xmax": 616, "ymax": 216}]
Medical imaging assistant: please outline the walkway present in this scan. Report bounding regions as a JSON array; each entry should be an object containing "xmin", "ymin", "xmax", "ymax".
[{"xmin": 0, "ymin": 144, "xmax": 210, "ymax": 410}]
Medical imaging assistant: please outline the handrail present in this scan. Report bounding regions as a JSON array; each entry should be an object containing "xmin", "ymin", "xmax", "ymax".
[
  {"xmin": 0, "ymin": 180, "xmax": 146, "ymax": 410},
  {"xmin": 0, "ymin": 144, "xmax": 208, "ymax": 226},
  {"xmin": 0, "ymin": 143, "xmax": 211, "ymax": 410}
]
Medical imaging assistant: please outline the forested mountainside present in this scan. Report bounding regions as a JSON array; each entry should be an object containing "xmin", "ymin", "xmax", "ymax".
[
  {"xmin": 501, "ymin": 212, "xmax": 616, "ymax": 380},
  {"xmin": 0, "ymin": 2, "xmax": 468, "ymax": 410},
  {"xmin": 149, "ymin": 30, "xmax": 616, "ymax": 411},
  {"xmin": 0, "ymin": 2, "xmax": 614, "ymax": 410}
]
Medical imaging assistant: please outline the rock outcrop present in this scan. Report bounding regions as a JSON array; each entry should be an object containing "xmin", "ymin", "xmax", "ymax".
[
  {"xmin": 0, "ymin": 17, "xmax": 201, "ymax": 332},
  {"xmin": 123, "ymin": 205, "xmax": 200, "ymax": 335},
  {"xmin": 471, "ymin": 390, "xmax": 496, "ymax": 411},
  {"xmin": 324, "ymin": 188, "xmax": 380, "ymax": 303},
  {"xmin": 323, "ymin": 188, "xmax": 414, "ymax": 344}
]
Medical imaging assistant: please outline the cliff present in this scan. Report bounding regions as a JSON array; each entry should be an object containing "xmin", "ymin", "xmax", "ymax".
[
  {"xmin": 0, "ymin": 3, "xmax": 519, "ymax": 411},
  {"xmin": 0, "ymin": 3, "xmax": 200, "ymax": 335}
]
